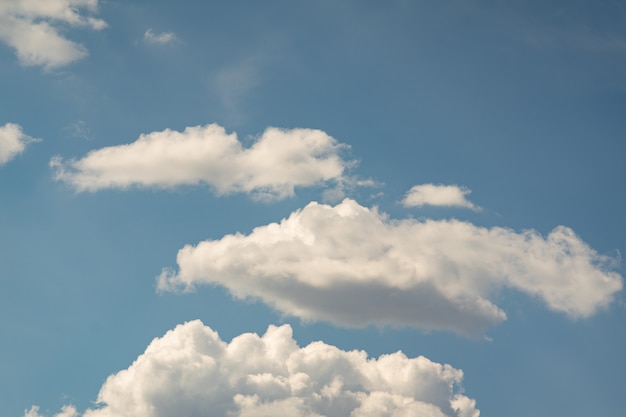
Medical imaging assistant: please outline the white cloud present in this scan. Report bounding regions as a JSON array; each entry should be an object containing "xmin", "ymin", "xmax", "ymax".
[
  {"xmin": 143, "ymin": 28, "xmax": 177, "ymax": 45},
  {"xmin": 0, "ymin": 123, "xmax": 39, "ymax": 165},
  {"xmin": 27, "ymin": 321, "xmax": 480, "ymax": 417},
  {"xmin": 402, "ymin": 184, "xmax": 478, "ymax": 210},
  {"xmin": 159, "ymin": 199, "xmax": 622, "ymax": 336},
  {"xmin": 51, "ymin": 124, "xmax": 354, "ymax": 200},
  {"xmin": 0, "ymin": 0, "xmax": 106, "ymax": 69}
]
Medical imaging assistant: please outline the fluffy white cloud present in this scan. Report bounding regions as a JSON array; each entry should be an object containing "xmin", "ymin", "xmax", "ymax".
[
  {"xmin": 402, "ymin": 184, "xmax": 478, "ymax": 210},
  {"xmin": 27, "ymin": 320, "xmax": 479, "ymax": 417},
  {"xmin": 143, "ymin": 28, "xmax": 177, "ymax": 45},
  {"xmin": 51, "ymin": 124, "xmax": 353, "ymax": 200},
  {"xmin": 0, "ymin": 0, "xmax": 106, "ymax": 69},
  {"xmin": 159, "ymin": 199, "xmax": 622, "ymax": 336},
  {"xmin": 0, "ymin": 123, "xmax": 39, "ymax": 165}
]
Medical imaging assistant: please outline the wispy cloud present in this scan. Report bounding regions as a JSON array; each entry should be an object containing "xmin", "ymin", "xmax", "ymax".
[
  {"xmin": 210, "ymin": 36, "xmax": 285, "ymax": 123},
  {"xmin": 159, "ymin": 198, "xmax": 622, "ymax": 337},
  {"xmin": 143, "ymin": 28, "xmax": 177, "ymax": 45},
  {"xmin": 24, "ymin": 405, "xmax": 77, "ymax": 417},
  {"xmin": 63, "ymin": 120, "xmax": 93, "ymax": 141},
  {"xmin": 51, "ymin": 124, "xmax": 355, "ymax": 200},
  {"xmin": 402, "ymin": 184, "xmax": 479, "ymax": 210},
  {"xmin": 214, "ymin": 58, "xmax": 260, "ymax": 122},
  {"xmin": 0, "ymin": 123, "xmax": 40, "ymax": 165},
  {"xmin": 25, "ymin": 320, "xmax": 479, "ymax": 417},
  {"xmin": 0, "ymin": 0, "xmax": 106, "ymax": 69}
]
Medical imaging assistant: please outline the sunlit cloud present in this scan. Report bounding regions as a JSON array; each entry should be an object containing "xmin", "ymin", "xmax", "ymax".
[
  {"xmin": 160, "ymin": 198, "xmax": 622, "ymax": 336},
  {"xmin": 402, "ymin": 184, "xmax": 479, "ymax": 210},
  {"xmin": 0, "ymin": 0, "xmax": 106, "ymax": 69},
  {"xmin": 0, "ymin": 123, "xmax": 40, "ymax": 165},
  {"xmin": 25, "ymin": 321, "xmax": 479, "ymax": 417},
  {"xmin": 51, "ymin": 124, "xmax": 356, "ymax": 200}
]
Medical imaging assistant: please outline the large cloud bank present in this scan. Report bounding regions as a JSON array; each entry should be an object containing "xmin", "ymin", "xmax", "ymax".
[
  {"xmin": 0, "ymin": 123, "xmax": 39, "ymax": 165},
  {"xmin": 159, "ymin": 199, "xmax": 622, "ymax": 336},
  {"xmin": 0, "ymin": 0, "xmax": 106, "ymax": 69},
  {"xmin": 51, "ymin": 124, "xmax": 351, "ymax": 200},
  {"xmin": 26, "ymin": 320, "xmax": 479, "ymax": 417}
]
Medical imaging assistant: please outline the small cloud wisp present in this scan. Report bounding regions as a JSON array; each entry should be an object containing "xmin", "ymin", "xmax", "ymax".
[{"xmin": 402, "ymin": 184, "xmax": 479, "ymax": 210}]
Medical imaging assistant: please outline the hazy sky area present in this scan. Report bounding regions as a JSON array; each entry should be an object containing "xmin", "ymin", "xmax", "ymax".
[{"xmin": 1, "ymin": 1, "xmax": 625, "ymax": 416}]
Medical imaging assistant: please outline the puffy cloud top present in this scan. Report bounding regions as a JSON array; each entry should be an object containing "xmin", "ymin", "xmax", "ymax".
[
  {"xmin": 159, "ymin": 199, "xmax": 622, "ymax": 336},
  {"xmin": 0, "ymin": 0, "xmax": 106, "ymax": 69},
  {"xmin": 0, "ymin": 123, "xmax": 39, "ymax": 165},
  {"xmin": 26, "ymin": 320, "xmax": 479, "ymax": 417},
  {"xmin": 51, "ymin": 124, "xmax": 352, "ymax": 200},
  {"xmin": 402, "ymin": 184, "xmax": 478, "ymax": 210}
]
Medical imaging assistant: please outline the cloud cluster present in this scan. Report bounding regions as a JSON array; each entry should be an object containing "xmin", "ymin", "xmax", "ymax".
[
  {"xmin": 51, "ymin": 124, "xmax": 352, "ymax": 200},
  {"xmin": 143, "ymin": 28, "xmax": 177, "ymax": 45},
  {"xmin": 402, "ymin": 184, "xmax": 478, "ymax": 210},
  {"xmin": 26, "ymin": 320, "xmax": 479, "ymax": 417},
  {"xmin": 159, "ymin": 199, "xmax": 622, "ymax": 336},
  {"xmin": 0, "ymin": 0, "xmax": 106, "ymax": 69},
  {"xmin": 0, "ymin": 123, "xmax": 39, "ymax": 165}
]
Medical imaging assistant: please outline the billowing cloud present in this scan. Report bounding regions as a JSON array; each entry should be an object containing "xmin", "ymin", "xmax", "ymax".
[
  {"xmin": 143, "ymin": 28, "xmax": 177, "ymax": 45},
  {"xmin": 0, "ymin": 123, "xmax": 39, "ymax": 165},
  {"xmin": 159, "ymin": 199, "xmax": 622, "ymax": 336},
  {"xmin": 402, "ymin": 184, "xmax": 478, "ymax": 210},
  {"xmin": 26, "ymin": 321, "xmax": 480, "ymax": 417},
  {"xmin": 0, "ymin": 0, "xmax": 106, "ymax": 69},
  {"xmin": 51, "ymin": 124, "xmax": 353, "ymax": 200}
]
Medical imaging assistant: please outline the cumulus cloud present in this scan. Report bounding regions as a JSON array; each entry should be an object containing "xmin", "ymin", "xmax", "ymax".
[
  {"xmin": 26, "ymin": 321, "xmax": 480, "ymax": 417},
  {"xmin": 51, "ymin": 124, "xmax": 354, "ymax": 200},
  {"xmin": 0, "ymin": 0, "xmax": 106, "ymax": 69},
  {"xmin": 143, "ymin": 28, "xmax": 177, "ymax": 45},
  {"xmin": 159, "ymin": 199, "xmax": 622, "ymax": 336},
  {"xmin": 0, "ymin": 123, "xmax": 39, "ymax": 165},
  {"xmin": 402, "ymin": 184, "xmax": 478, "ymax": 210}
]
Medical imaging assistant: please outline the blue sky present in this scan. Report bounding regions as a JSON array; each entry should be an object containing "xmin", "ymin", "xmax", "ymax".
[{"xmin": 1, "ymin": 1, "xmax": 625, "ymax": 416}]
